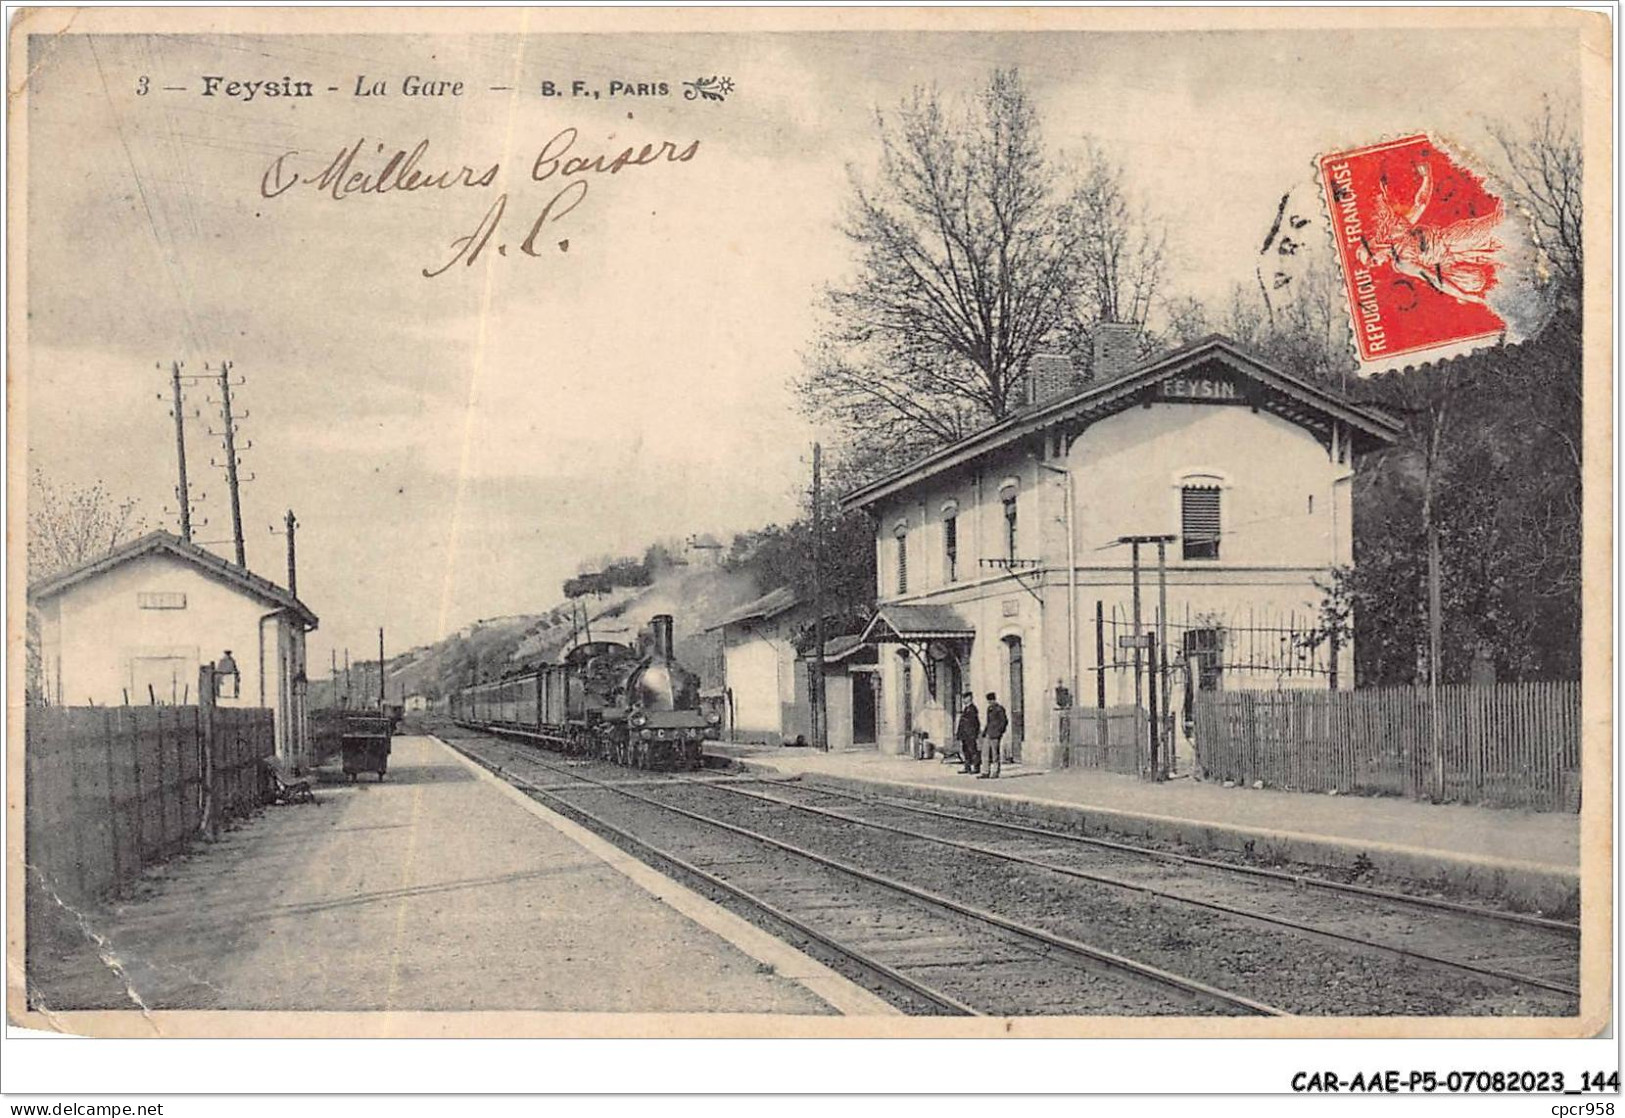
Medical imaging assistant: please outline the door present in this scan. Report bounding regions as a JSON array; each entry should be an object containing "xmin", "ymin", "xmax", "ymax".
[
  {"xmin": 851, "ymin": 671, "xmax": 876, "ymax": 745},
  {"xmin": 129, "ymin": 655, "xmax": 192, "ymax": 705},
  {"xmin": 941, "ymin": 653, "xmax": 961, "ymax": 743},
  {"xmin": 1005, "ymin": 636, "xmax": 1025, "ymax": 761}
]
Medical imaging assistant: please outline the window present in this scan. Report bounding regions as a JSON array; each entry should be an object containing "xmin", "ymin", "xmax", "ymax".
[
  {"xmin": 944, "ymin": 514, "xmax": 958, "ymax": 582},
  {"xmin": 1183, "ymin": 628, "xmax": 1224, "ymax": 691},
  {"xmin": 1182, "ymin": 486, "xmax": 1221, "ymax": 560},
  {"xmin": 896, "ymin": 532, "xmax": 909, "ymax": 594},
  {"xmin": 1003, "ymin": 496, "xmax": 1019, "ymax": 561}
]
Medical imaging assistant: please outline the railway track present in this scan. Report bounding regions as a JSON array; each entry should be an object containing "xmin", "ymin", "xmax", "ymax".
[
  {"xmin": 441, "ymin": 725, "xmax": 1578, "ymax": 1016},
  {"xmin": 441, "ymin": 727, "xmax": 1285, "ymax": 1016},
  {"xmin": 771, "ymin": 781, "xmax": 1578, "ymax": 929},
  {"xmin": 665, "ymin": 777, "xmax": 1582, "ymax": 996}
]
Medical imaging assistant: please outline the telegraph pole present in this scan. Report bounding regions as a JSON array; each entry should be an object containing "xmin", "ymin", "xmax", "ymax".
[
  {"xmin": 1130, "ymin": 539, "xmax": 1143, "ymax": 724},
  {"xmin": 214, "ymin": 360, "xmax": 246, "ymax": 568},
  {"xmin": 1156, "ymin": 537, "xmax": 1170, "ymax": 777},
  {"xmin": 811, "ymin": 442, "xmax": 827, "ymax": 751},
  {"xmin": 169, "ymin": 361, "xmax": 193, "ymax": 541},
  {"xmin": 1095, "ymin": 600, "xmax": 1107, "ymax": 709},
  {"xmin": 378, "ymin": 627, "xmax": 386, "ymax": 710},
  {"xmin": 285, "ymin": 510, "xmax": 298, "ymax": 598},
  {"xmin": 1118, "ymin": 535, "xmax": 1177, "ymax": 780}
]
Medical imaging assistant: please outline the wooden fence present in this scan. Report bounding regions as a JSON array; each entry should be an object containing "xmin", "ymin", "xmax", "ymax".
[
  {"xmin": 1192, "ymin": 681, "xmax": 1581, "ymax": 812},
  {"xmin": 25, "ymin": 704, "xmax": 276, "ymax": 903},
  {"xmin": 1056, "ymin": 706, "xmax": 1150, "ymax": 776}
]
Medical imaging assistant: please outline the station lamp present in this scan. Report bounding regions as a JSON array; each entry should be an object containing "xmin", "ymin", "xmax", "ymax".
[{"xmin": 214, "ymin": 650, "xmax": 240, "ymax": 700}]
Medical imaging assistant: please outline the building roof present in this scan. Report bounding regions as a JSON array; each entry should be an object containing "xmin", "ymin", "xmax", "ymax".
[
  {"xmin": 859, "ymin": 604, "xmax": 975, "ymax": 644},
  {"xmin": 820, "ymin": 634, "xmax": 877, "ymax": 664},
  {"xmin": 842, "ymin": 334, "xmax": 1404, "ymax": 512},
  {"xmin": 705, "ymin": 586, "xmax": 802, "ymax": 632},
  {"xmin": 27, "ymin": 529, "xmax": 319, "ymax": 630}
]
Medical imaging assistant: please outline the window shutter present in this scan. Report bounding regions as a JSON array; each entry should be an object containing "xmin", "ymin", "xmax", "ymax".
[{"xmin": 1181, "ymin": 486, "xmax": 1221, "ymax": 559}]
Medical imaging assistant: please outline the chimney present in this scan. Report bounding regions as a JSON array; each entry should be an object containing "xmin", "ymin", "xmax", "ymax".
[
  {"xmin": 1021, "ymin": 353, "xmax": 1082, "ymax": 408},
  {"xmin": 1091, "ymin": 323, "xmax": 1142, "ymax": 383},
  {"xmin": 650, "ymin": 614, "xmax": 676, "ymax": 660}
]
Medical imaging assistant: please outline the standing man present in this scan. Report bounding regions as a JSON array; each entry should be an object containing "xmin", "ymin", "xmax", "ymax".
[
  {"xmin": 955, "ymin": 691, "xmax": 981, "ymax": 774},
  {"xmin": 981, "ymin": 692, "xmax": 1008, "ymax": 779}
]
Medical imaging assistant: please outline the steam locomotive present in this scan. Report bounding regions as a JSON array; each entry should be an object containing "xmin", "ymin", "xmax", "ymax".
[{"xmin": 447, "ymin": 614, "xmax": 718, "ymax": 771}]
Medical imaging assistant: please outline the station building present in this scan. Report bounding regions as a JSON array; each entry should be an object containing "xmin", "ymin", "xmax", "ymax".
[
  {"xmin": 841, "ymin": 331, "xmax": 1401, "ymax": 769},
  {"xmin": 28, "ymin": 530, "xmax": 320, "ymax": 768}
]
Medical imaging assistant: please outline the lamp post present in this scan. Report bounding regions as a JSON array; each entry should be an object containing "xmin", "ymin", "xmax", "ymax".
[{"xmin": 199, "ymin": 651, "xmax": 242, "ymax": 840}]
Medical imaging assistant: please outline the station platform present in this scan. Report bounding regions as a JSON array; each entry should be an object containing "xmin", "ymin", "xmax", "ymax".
[
  {"xmin": 716, "ymin": 743, "xmax": 1581, "ymax": 915},
  {"xmin": 28, "ymin": 735, "xmax": 893, "ymax": 1025}
]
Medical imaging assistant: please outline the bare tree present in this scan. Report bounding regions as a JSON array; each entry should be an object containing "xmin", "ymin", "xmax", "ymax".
[
  {"xmin": 27, "ymin": 470, "xmax": 146, "ymax": 582},
  {"xmin": 802, "ymin": 69, "xmax": 1167, "ymax": 467},
  {"xmin": 1156, "ymin": 181, "xmax": 1357, "ymax": 388},
  {"xmin": 26, "ymin": 471, "xmax": 146, "ymax": 703},
  {"xmin": 1071, "ymin": 142, "xmax": 1167, "ymax": 329},
  {"xmin": 1488, "ymin": 97, "xmax": 1583, "ymax": 302}
]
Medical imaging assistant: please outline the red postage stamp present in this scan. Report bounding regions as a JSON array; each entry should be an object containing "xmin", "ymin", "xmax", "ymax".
[{"xmin": 1319, "ymin": 135, "xmax": 1509, "ymax": 368}]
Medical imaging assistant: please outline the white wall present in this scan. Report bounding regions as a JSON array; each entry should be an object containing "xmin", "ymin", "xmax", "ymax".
[
  {"xmin": 1070, "ymin": 403, "xmax": 1351, "ymax": 568},
  {"xmin": 721, "ymin": 629, "xmax": 791, "ymax": 742}
]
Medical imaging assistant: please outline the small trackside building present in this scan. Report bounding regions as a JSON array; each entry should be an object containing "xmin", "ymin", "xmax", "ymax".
[
  {"xmin": 706, "ymin": 587, "xmax": 806, "ymax": 744},
  {"xmin": 840, "ymin": 333, "xmax": 1401, "ymax": 769},
  {"xmin": 707, "ymin": 587, "xmax": 880, "ymax": 749},
  {"xmin": 28, "ymin": 530, "xmax": 320, "ymax": 769}
]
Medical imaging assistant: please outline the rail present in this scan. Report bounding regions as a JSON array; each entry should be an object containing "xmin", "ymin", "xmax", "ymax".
[
  {"xmin": 665, "ymin": 776, "xmax": 1578, "ymax": 998},
  {"xmin": 445, "ymin": 729, "xmax": 1285, "ymax": 1016}
]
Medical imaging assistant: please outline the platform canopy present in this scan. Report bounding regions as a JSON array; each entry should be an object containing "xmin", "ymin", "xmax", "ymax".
[{"xmin": 859, "ymin": 604, "xmax": 974, "ymax": 645}]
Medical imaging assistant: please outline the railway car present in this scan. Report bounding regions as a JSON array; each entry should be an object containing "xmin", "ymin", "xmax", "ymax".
[{"xmin": 450, "ymin": 613, "xmax": 718, "ymax": 771}]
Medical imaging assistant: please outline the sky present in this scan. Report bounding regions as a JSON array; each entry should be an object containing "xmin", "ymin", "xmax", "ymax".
[{"xmin": 20, "ymin": 18, "xmax": 1585, "ymax": 667}]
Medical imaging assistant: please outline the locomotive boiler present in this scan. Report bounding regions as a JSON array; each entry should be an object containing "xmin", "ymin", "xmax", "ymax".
[{"xmin": 448, "ymin": 613, "xmax": 718, "ymax": 771}]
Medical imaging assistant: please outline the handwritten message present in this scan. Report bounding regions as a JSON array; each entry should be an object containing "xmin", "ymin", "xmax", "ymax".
[{"xmin": 258, "ymin": 127, "xmax": 702, "ymax": 277}]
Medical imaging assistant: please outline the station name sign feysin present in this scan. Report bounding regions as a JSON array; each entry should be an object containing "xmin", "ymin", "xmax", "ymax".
[{"xmin": 1158, "ymin": 376, "xmax": 1240, "ymax": 402}]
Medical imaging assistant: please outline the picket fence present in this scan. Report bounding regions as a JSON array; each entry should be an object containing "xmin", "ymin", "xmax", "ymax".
[
  {"xmin": 25, "ymin": 704, "xmax": 276, "ymax": 902},
  {"xmin": 1191, "ymin": 681, "xmax": 1581, "ymax": 812}
]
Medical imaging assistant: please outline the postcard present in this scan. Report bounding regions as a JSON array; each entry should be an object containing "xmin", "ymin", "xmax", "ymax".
[{"xmin": 7, "ymin": 7, "xmax": 1612, "ymax": 1052}]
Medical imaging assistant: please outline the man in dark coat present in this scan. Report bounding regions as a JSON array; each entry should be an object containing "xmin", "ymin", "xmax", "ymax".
[
  {"xmin": 955, "ymin": 692, "xmax": 981, "ymax": 774},
  {"xmin": 981, "ymin": 692, "xmax": 1008, "ymax": 778}
]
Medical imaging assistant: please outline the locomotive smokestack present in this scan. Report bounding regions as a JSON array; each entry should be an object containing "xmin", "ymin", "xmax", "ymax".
[{"xmin": 651, "ymin": 614, "xmax": 676, "ymax": 660}]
